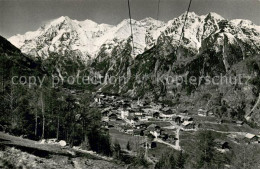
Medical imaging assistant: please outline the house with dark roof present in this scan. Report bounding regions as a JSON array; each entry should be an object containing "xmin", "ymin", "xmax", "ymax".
[
  {"xmin": 182, "ymin": 121, "xmax": 195, "ymax": 129},
  {"xmin": 245, "ymin": 133, "xmax": 259, "ymax": 144},
  {"xmin": 108, "ymin": 113, "xmax": 118, "ymax": 121},
  {"xmin": 133, "ymin": 129, "xmax": 144, "ymax": 136},
  {"xmin": 173, "ymin": 116, "xmax": 183, "ymax": 125},
  {"xmin": 236, "ymin": 121, "xmax": 244, "ymax": 126},
  {"xmin": 160, "ymin": 111, "xmax": 175, "ymax": 121},
  {"xmin": 215, "ymin": 139, "xmax": 230, "ymax": 150},
  {"xmin": 153, "ymin": 112, "xmax": 160, "ymax": 119}
]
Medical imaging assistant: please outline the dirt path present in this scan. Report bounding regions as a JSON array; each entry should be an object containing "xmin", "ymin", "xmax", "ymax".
[
  {"xmin": 0, "ymin": 132, "xmax": 71, "ymax": 157},
  {"xmin": 203, "ymin": 128, "xmax": 247, "ymax": 135},
  {"xmin": 154, "ymin": 121, "xmax": 182, "ymax": 151}
]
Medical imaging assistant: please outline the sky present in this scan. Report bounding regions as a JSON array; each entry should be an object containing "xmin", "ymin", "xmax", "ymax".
[{"xmin": 0, "ymin": 0, "xmax": 259, "ymax": 38}]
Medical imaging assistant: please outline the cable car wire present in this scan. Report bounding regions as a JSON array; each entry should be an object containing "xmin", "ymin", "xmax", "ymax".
[
  {"xmin": 128, "ymin": 0, "xmax": 135, "ymax": 55},
  {"xmin": 176, "ymin": 0, "xmax": 193, "ymax": 54}
]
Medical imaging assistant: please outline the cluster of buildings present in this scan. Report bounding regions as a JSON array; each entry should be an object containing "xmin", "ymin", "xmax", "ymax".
[
  {"xmin": 94, "ymin": 93, "xmax": 260, "ymax": 153},
  {"xmin": 96, "ymin": 93, "xmax": 197, "ymax": 128},
  {"xmin": 228, "ymin": 133, "xmax": 260, "ymax": 144},
  {"xmin": 94, "ymin": 93, "xmax": 199, "ymax": 147}
]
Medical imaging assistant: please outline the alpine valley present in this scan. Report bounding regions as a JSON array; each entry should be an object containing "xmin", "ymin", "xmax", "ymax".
[
  {"xmin": 7, "ymin": 12, "xmax": 260, "ymax": 124},
  {"xmin": 1, "ymin": 11, "xmax": 260, "ymax": 169}
]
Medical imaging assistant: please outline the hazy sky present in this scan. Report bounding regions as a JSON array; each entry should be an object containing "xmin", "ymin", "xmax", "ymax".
[{"xmin": 0, "ymin": 0, "xmax": 259, "ymax": 38}]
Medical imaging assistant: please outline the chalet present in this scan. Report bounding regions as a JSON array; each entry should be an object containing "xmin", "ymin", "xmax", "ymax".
[
  {"xmin": 116, "ymin": 119, "xmax": 124, "ymax": 123},
  {"xmin": 147, "ymin": 124, "xmax": 161, "ymax": 138},
  {"xmin": 245, "ymin": 133, "xmax": 259, "ymax": 144},
  {"xmin": 150, "ymin": 131, "xmax": 160, "ymax": 138},
  {"xmin": 70, "ymin": 90, "xmax": 76, "ymax": 95},
  {"xmin": 153, "ymin": 112, "xmax": 160, "ymax": 119},
  {"xmin": 183, "ymin": 116, "xmax": 193, "ymax": 122},
  {"xmin": 168, "ymin": 134, "xmax": 176, "ymax": 139},
  {"xmin": 124, "ymin": 100, "xmax": 131, "ymax": 104},
  {"xmin": 101, "ymin": 116, "xmax": 109, "ymax": 122},
  {"xmin": 135, "ymin": 112, "xmax": 143, "ymax": 116},
  {"xmin": 126, "ymin": 129, "xmax": 134, "ymax": 135},
  {"xmin": 123, "ymin": 126, "xmax": 134, "ymax": 134},
  {"xmin": 181, "ymin": 109, "xmax": 189, "ymax": 115},
  {"xmin": 160, "ymin": 111, "xmax": 175, "ymax": 121},
  {"xmin": 161, "ymin": 107, "xmax": 170, "ymax": 112},
  {"xmin": 142, "ymin": 107, "xmax": 158, "ymax": 114},
  {"xmin": 236, "ymin": 121, "xmax": 244, "ymax": 126},
  {"xmin": 139, "ymin": 141, "xmax": 149, "ymax": 149},
  {"xmin": 120, "ymin": 110, "xmax": 129, "ymax": 119},
  {"xmin": 173, "ymin": 116, "xmax": 182, "ymax": 125},
  {"xmin": 135, "ymin": 123, "xmax": 141, "ymax": 129},
  {"xmin": 116, "ymin": 100, "xmax": 124, "ymax": 104},
  {"xmin": 133, "ymin": 129, "xmax": 143, "ymax": 136},
  {"xmin": 215, "ymin": 139, "xmax": 230, "ymax": 150},
  {"xmin": 47, "ymin": 138, "xmax": 58, "ymax": 144},
  {"xmin": 159, "ymin": 133, "xmax": 169, "ymax": 141},
  {"xmin": 126, "ymin": 116, "xmax": 139, "ymax": 124},
  {"xmin": 128, "ymin": 111, "xmax": 136, "ymax": 117},
  {"xmin": 131, "ymin": 103, "xmax": 139, "ymax": 109},
  {"xmin": 155, "ymin": 125, "xmax": 161, "ymax": 132},
  {"xmin": 198, "ymin": 109, "xmax": 207, "ymax": 117},
  {"xmin": 143, "ymin": 101, "xmax": 150, "ymax": 107},
  {"xmin": 182, "ymin": 121, "xmax": 195, "ymax": 129},
  {"xmin": 108, "ymin": 95, "xmax": 115, "ymax": 99},
  {"xmin": 141, "ymin": 130, "xmax": 148, "ymax": 136},
  {"xmin": 207, "ymin": 110, "xmax": 214, "ymax": 117},
  {"xmin": 127, "ymin": 116, "xmax": 136, "ymax": 125},
  {"xmin": 137, "ymin": 113, "xmax": 152, "ymax": 121},
  {"xmin": 138, "ymin": 115, "xmax": 148, "ymax": 121},
  {"xmin": 140, "ymin": 141, "xmax": 155, "ymax": 149},
  {"xmin": 151, "ymin": 103, "xmax": 162, "ymax": 110},
  {"xmin": 147, "ymin": 124, "xmax": 156, "ymax": 131},
  {"xmin": 108, "ymin": 124, "xmax": 114, "ymax": 128},
  {"xmin": 145, "ymin": 114, "xmax": 153, "ymax": 120},
  {"xmin": 133, "ymin": 116, "xmax": 139, "ymax": 122},
  {"xmin": 140, "ymin": 123, "xmax": 148, "ymax": 129},
  {"xmin": 108, "ymin": 113, "xmax": 118, "ymax": 121},
  {"xmin": 102, "ymin": 110, "xmax": 109, "ymax": 117},
  {"xmin": 129, "ymin": 108, "xmax": 142, "ymax": 113},
  {"xmin": 166, "ymin": 109, "xmax": 176, "ymax": 115},
  {"xmin": 196, "ymin": 123, "xmax": 202, "ymax": 129},
  {"xmin": 120, "ymin": 104, "xmax": 129, "ymax": 109},
  {"xmin": 217, "ymin": 119, "xmax": 224, "ymax": 124}
]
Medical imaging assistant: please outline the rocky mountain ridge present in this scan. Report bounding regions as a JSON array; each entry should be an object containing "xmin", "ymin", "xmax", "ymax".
[{"xmin": 9, "ymin": 12, "xmax": 259, "ymax": 61}]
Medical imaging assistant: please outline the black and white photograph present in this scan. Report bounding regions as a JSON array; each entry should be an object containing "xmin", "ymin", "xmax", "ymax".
[{"xmin": 0, "ymin": 0, "xmax": 260, "ymax": 168}]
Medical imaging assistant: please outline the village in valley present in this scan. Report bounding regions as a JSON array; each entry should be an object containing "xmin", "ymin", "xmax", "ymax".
[{"xmin": 92, "ymin": 92, "xmax": 260, "ymax": 159}]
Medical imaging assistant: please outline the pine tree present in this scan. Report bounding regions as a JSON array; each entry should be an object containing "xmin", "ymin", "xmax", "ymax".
[
  {"xmin": 176, "ymin": 151, "xmax": 185, "ymax": 169},
  {"xmin": 126, "ymin": 141, "xmax": 131, "ymax": 151},
  {"xmin": 196, "ymin": 131, "xmax": 216, "ymax": 168},
  {"xmin": 113, "ymin": 140, "xmax": 121, "ymax": 159}
]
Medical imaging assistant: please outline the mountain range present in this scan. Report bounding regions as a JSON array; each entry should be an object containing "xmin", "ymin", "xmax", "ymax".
[
  {"xmin": 9, "ymin": 12, "xmax": 260, "ymax": 61},
  {"xmin": 3, "ymin": 12, "xmax": 260, "ymax": 125}
]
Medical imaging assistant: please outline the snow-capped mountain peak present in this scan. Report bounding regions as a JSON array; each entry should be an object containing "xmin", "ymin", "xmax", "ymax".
[
  {"xmin": 8, "ymin": 12, "xmax": 260, "ymax": 61},
  {"xmin": 8, "ymin": 15, "xmax": 167, "ymax": 60}
]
